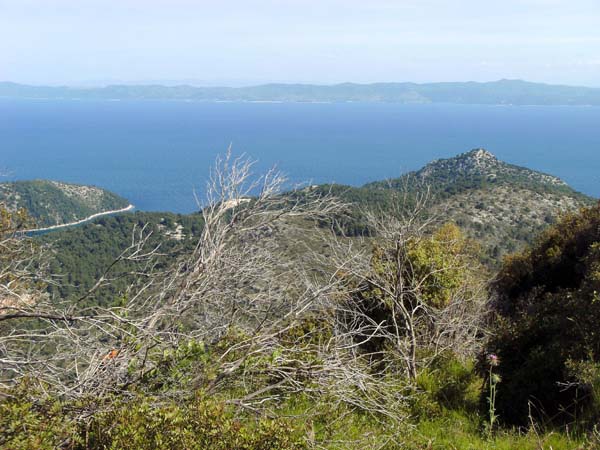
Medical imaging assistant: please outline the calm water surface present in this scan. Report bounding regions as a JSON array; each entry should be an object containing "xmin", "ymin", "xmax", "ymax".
[{"xmin": 1, "ymin": 99, "xmax": 598, "ymax": 212}]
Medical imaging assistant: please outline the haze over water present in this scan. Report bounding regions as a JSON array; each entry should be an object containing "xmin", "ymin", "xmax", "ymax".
[{"xmin": 2, "ymin": 99, "xmax": 599, "ymax": 213}]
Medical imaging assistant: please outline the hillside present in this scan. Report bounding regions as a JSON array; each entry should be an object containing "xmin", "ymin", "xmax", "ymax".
[
  {"xmin": 366, "ymin": 148, "xmax": 582, "ymax": 196},
  {"xmin": 8, "ymin": 153, "xmax": 600, "ymax": 449},
  {"xmin": 38, "ymin": 149, "xmax": 594, "ymax": 304},
  {"xmin": 41, "ymin": 211, "xmax": 203, "ymax": 304},
  {"xmin": 320, "ymin": 149, "xmax": 594, "ymax": 263},
  {"xmin": 2, "ymin": 79, "xmax": 600, "ymax": 105},
  {"xmin": 0, "ymin": 179, "xmax": 131, "ymax": 228}
]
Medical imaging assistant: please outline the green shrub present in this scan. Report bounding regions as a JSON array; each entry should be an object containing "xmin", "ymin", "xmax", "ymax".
[
  {"xmin": 490, "ymin": 205, "xmax": 600, "ymax": 426},
  {"xmin": 0, "ymin": 382, "xmax": 81, "ymax": 450},
  {"xmin": 0, "ymin": 383, "xmax": 306, "ymax": 450},
  {"xmin": 413, "ymin": 353, "xmax": 482, "ymax": 419},
  {"xmin": 86, "ymin": 395, "xmax": 307, "ymax": 450}
]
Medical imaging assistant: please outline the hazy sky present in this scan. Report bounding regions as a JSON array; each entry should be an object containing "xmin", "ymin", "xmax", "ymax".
[{"xmin": 1, "ymin": 0, "xmax": 599, "ymax": 86}]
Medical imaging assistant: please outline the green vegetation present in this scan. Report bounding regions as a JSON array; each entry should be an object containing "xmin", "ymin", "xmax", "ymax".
[
  {"xmin": 3, "ymin": 152, "xmax": 600, "ymax": 448},
  {"xmin": 366, "ymin": 148, "xmax": 590, "ymax": 200},
  {"xmin": 2, "ymin": 340, "xmax": 598, "ymax": 449},
  {"xmin": 490, "ymin": 204, "xmax": 600, "ymax": 428},
  {"xmin": 0, "ymin": 205, "xmax": 37, "ymax": 304},
  {"xmin": 0, "ymin": 180, "xmax": 130, "ymax": 228},
  {"xmin": 41, "ymin": 211, "xmax": 203, "ymax": 304},
  {"xmin": 315, "ymin": 149, "xmax": 593, "ymax": 264},
  {"xmin": 0, "ymin": 386, "xmax": 307, "ymax": 450}
]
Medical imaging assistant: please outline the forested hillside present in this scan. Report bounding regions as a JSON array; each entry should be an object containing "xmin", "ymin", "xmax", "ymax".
[
  {"xmin": 316, "ymin": 149, "xmax": 593, "ymax": 263},
  {"xmin": 42, "ymin": 212, "xmax": 203, "ymax": 304},
  {"xmin": 39, "ymin": 149, "xmax": 593, "ymax": 303},
  {"xmin": 0, "ymin": 179, "xmax": 130, "ymax": 228}
]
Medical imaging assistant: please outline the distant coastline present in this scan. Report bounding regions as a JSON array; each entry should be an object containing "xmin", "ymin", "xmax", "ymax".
[
  {"xmin": 4, "ymin": 97, "xmax": 598, "ymax": 108},
  {"xmin": 2, "ymin": 79, "xmax": 600, "ymax": 106},
  {"xmin": 25, "ymin": 204, "xmax": 134, "ymax": 233}
]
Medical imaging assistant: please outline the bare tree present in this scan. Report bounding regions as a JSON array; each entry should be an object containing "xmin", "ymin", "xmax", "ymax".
[
  {"xmin": 323, "ymin": 185, "xmax": 489, "ymax": 382},
  {"xmin": 0, "ymin": 151, "xmax": 346, "ymax": 407},
  {"xmin": 1, "ymin": 154, "xmax": 488, "ymax": 449}
]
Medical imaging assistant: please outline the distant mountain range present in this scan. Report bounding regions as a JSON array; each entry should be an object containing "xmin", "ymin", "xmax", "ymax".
[{"xmin": 2, "ymin": 79, "xmax": 600, "ymax": 105}]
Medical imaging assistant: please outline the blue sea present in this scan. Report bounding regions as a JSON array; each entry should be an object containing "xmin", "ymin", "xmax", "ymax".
[{"xmin": 1, "ymin": 99, "xmax": 599, "ymax": 213}]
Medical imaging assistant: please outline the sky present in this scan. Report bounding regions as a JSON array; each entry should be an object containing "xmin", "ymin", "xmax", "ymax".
[{"xmin": 1, "ymin": 0, "xmax": 599, "ymax": 87}]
